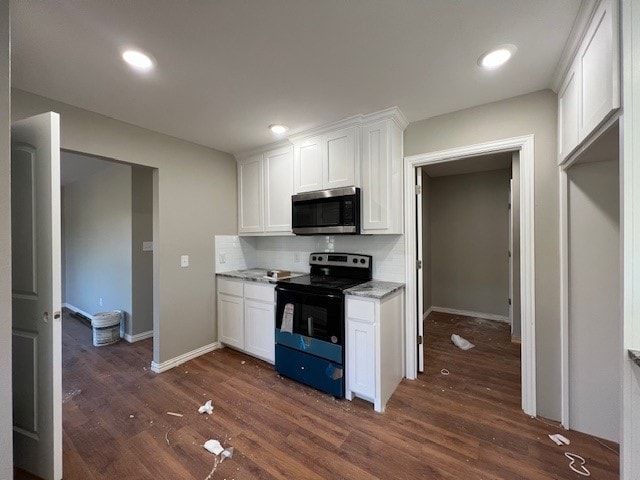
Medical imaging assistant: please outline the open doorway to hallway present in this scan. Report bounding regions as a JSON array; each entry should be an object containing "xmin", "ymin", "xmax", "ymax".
[
  {"xmin": 60, "ymin": 150, "xmax": 154, "ymax": 348},
  {"xmin": 418, "ymin": 151, "xmax": 522, "ymax": 406}
]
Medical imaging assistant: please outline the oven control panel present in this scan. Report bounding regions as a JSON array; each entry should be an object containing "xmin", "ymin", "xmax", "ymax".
[{"xmin": 309, "ymin": 252, "xmax": 371, "ymax": 269}]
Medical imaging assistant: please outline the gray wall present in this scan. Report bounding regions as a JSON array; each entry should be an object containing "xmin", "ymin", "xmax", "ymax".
[
  {"xmin": 404, "ymin": 89, "xmax": 561, "ymax": 419},
  {"xmin": 421, "ymin": 170, "xmax": 432, "ymax": 313},
  {"xmin": 0, "ymin": 1, "xmax": 12, "ymax": 476},
  {"xmin": 63, "ymin": 162, "xmax": 133, "ymax": 330},
  {"xmin": 568, "ymin": 159, "xmax": 620, "ymax": 442},
  {"xmin": 428, "ymin": 169, "xmax": 510, "ymax": 317},
  {"xmin": 512, "ymin": 152, "xmax": 521, "ymax": 338},
  {"xmin": 131, "ymin": 165, "xmax": 153, "ymax": 336},
  {"xmin": 12, "ymin": 89, "xmax": 238, "ymax": 365}
]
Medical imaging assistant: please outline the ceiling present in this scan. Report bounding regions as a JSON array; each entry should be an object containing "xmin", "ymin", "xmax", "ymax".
[{"xmin": 11, "ymin": 1, "xmax": 581, "ymax": 155}]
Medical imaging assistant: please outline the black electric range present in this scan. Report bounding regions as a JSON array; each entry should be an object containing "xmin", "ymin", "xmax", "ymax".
[{"xmin": 274, "ymin": 253, "xmax": 372, "ymax": 397}]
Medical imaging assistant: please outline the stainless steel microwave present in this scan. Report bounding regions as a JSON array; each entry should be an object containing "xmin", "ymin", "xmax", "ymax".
[{"xmin": 291, "ymin": 186, "xmax": 360, "ymax": 235}]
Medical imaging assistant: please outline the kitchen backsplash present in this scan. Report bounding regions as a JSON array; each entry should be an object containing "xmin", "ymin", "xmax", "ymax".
[{"xmin": 215, "ymin": 234, "xmax": 405, "ymax": 282}]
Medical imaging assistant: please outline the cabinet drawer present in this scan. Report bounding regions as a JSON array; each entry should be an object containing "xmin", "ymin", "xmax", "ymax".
[
  {"xmin": 217, "ymin": 277, "xmax": 243, "ymax": 297},
  {"xmin": 275, "ymin": 345, "xmax": 344, "ymax": 397},
  {"xmin": 347, "ymin": 297, "xmax": 375, "ymax": 323},
  {"xmin": 244, "ymin": 282, "xmax": 275, "ymax": 303}
]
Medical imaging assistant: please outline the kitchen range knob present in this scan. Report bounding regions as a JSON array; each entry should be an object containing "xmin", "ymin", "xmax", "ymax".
[
  {"xmin": 360, "ymin": 258, "xmax": 366, "ymax": 264},
  {"xmin": 318, "ymin": 256, "xmax": 323, "ymax": 261},
  {"xmin": 352, "ymin": 258, "xmax": 358, "ymax": 263},
  {"xmin": 312, "ymin": 256, "xmax": 316, "ymax": 261}
]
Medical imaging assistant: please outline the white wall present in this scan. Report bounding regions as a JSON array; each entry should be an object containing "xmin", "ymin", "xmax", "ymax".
[
  {"xmin": 428, "ymin": 169, "xmax": 510, "ymax": 317},
  {"xmin": 404, "ymin": 89, "xmax": 560, "ymax": 419},
  {"xmin": 131, "ymin": 165, "xmax": 153, "ymax": 336},
  {"xmin": 0, "ymin": 0, "xmax": 12, "ymax": 476},
  {"xmin": 12, "ymin": 89, "xmax": 238, "ymax": 365},
  {"xmin": 215, "ymin": 234, "xmax": 405, "ymax": 283},
  {"xmin": 63, "ymin": 162, "xmax": 133, "ymax": 329},
  {"xmin": 568, "ymin": 159, "xmax": 620, "ymax": 442}
]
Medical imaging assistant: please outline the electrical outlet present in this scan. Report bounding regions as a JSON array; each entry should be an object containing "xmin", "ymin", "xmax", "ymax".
[
  {"xmin": 99, "ymin": 297, "xmax": 103, "ymax": 307},
  {"xmin": 181, "ymin": 255, "xmax": 189, "ymax": 267},
  {"xmin": 219, "ymin": 253, "xmax": 226, "ymax": 264},
  {"xmin": 294, "ymin": 252, "xmax": 300, "ymax": 263}
]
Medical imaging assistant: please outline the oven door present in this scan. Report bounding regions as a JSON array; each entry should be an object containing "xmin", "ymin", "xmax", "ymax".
[{"xmin": 275, "ymin": 286, "xmax": 344, "ymax": 344}]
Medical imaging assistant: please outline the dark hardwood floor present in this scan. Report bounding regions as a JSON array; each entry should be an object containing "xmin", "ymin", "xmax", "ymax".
[{"xmin": 22, "ymin": 310, "xmax": 619, "ymax": 479}]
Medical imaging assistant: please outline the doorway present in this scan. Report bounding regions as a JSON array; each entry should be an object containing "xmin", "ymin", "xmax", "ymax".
[
  {"xmin": 60, "ymin": 149, "xmax": 155, "ymax": 350},
  {"xmin": 404, "ymin": 135, "xmax": 537, "ymax": 416}
]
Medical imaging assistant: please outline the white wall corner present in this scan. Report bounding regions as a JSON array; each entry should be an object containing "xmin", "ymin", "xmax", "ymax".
[{"xmin": 150, "ymin": 342, "xmax": 221, "ymax": 373}]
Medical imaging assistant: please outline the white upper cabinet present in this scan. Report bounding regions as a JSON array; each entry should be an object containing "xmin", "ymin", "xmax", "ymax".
[
  {"xmin": 579, "ymin": 0, "xmax": 618, "ymax": 138},
  {"xmin": 237, "ymin": 144, "xmax": 294, "ymax": 235},
  {"xmin": 294, "ymin": 136, "xmax": 323, "ymax": 193},
  {"xmin": 323, "ymin": 126, "xmax": 357, "ymax": 189},
  {"xmin": 294, "ymin": 127, "xmax": 357, "ymax": 193},
  {"xmin": 237, "ymin": 154, "xmax": 264, "ymax": 233},
  {"xmin": 557, "ymin": 0, "xmax": 619, "ymax": 163},
  {"xmin": 264, "ymin": 146, "xmax": 294, "ymax": 232},
  {"xmin": 558, "ymin": 63, "xmax": 580, "ymax": 160}
]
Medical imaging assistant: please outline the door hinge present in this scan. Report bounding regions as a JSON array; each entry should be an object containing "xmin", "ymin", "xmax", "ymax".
[
  {"xmin": 508, "ymin": 250, "xmax": 511, "ymax": 258},
  {"xmin": 418, "ymin": 335, "xmax": 423, "ymax": 345},
  {"xmin": 508, "ymin": 202, "xmax": 511, "ymax": 210},
  {"xmin": 415, "ymin": 185, "xmax": 422, "ymax": 195},
  {"xmin": 508, "ymin": 298, "xmax": 512, "ymax": 306},
  {"xmin": 416, "ymin": 259, "xmax": 422, "ymax": 270}
]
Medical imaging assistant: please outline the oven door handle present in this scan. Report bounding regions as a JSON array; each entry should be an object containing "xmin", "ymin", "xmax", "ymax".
[{"xmin": 275, "ymin": 286, "xmax": 342, "ymax": 302}]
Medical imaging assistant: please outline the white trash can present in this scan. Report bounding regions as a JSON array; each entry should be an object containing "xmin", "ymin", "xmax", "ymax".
[{"xmin": 92, "ymin": 310, "xmax": 123, "ymax": 347}]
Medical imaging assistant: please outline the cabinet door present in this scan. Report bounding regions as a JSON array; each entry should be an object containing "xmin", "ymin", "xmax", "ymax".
[
  {"xmin": 264, "ymin": 146, "xmax": 293, "ymax": 232},
  {"xmin": 361, "ymin": 121, "xmax": 390, "ymax": 231},
  {"xmin": 238, "ymin": 154, "xmax": 264, "ymax": 233},
  {"xmin": 558, "ymin": 62, "xmax": 580, "ymax": 162},
  {"xmin": 218, "ymin": 293, "xmax": 244, "ymax": 349},
  {"xmin": 346, "ymin": 319, "xmax": 375, "ymax": 399},
  {"xmin": 579, "ymin": 0, "xmax": 618, "ymax": 139},
  {"xmin": 294, "ymin": 136, "xmax": 323, "ymax": 193},
  {"xmin": 244, "ymin": 299, "xmax": 275, "ymax": 363},
  {"xmin": 323, "ymin": 126, "xmax": 357, "ymax": 189}
]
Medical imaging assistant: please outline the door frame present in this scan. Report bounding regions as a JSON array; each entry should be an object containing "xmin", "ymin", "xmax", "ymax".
[{"xmin": 404, "ymin": 134, "xmax": 537, "ymax": 416}]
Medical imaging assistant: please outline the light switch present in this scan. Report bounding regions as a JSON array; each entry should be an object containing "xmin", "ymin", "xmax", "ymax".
[
  {"xmin": 143, "ymin": 241, "xmax": 153, "ymax": 252},
  {"xmin": 181, "ymin": 255, "xmax": 189, "ymax": 267}
]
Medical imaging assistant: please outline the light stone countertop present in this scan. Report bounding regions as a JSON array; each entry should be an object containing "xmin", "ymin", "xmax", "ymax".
[
  {"xmin": 629, "ymin": 350, "xmax": 640, "ymax": 368},
  {"xmin": 345, "ymin": 280, "xmax": 405, "ymax": 300},
  {"xmin": 216, "ymin": 268, "xmax": 307, "ymax": 284}
]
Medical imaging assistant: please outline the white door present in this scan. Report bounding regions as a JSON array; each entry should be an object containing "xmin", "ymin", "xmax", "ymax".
[
  {"xmin": 416, "ymin": 167, "xmax": 424, "ymax": 372},
  {"xmin": 263, "ymin": 146, "xmax": 293, "ymax": 233},
  {"xmin": 11, "ymin": 112, "xmax": 62, "ymax": 480},
  {"xmin": 509, "ymin": 179, "xmax": 514, "ymax": 331}
]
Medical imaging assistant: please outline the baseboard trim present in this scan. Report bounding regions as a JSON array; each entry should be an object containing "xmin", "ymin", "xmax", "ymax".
[
  {"xmin": 150, "ymin": 342, "xmax": 221, "ymax": 373},
  {"xmin": 423, "ymin": 306, "xmax": 434, "ymax": 320},
  {"xmin": 63, "ymin": 303, "xmax": 95, "ymax": 321},
  {"xmin": 124, "ymin": 330, "xmax": 153, "ymax": 343},
  {"xmin": 430, "ymin": 306, "xmax": 509, "ymax": 323}
]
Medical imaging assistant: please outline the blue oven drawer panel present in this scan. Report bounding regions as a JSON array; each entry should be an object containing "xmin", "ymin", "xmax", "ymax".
[
  {"xmin": 275, "ymin": 345, "xmax": 344, "ymax": 398},
  {"xmin": 275, "ymin": 329, "xmax": 342, "ymax": 364}
]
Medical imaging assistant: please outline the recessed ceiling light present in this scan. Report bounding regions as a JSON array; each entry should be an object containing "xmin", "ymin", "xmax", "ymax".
[
  {"xmin": 122, "ymin": 49, "xmax": 154, "ymax": 71},
  {"xmin": 269, "ymin": 124, "xmax": 289, "ymax": 135},
  {"xmin": 478, "ymin": 44, "xmax": 517, "ymax": 69}
]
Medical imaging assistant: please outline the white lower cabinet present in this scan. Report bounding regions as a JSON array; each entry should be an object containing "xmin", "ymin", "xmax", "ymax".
[
  {"xmin": 217, "ymin": 278, "xmax": 275, "ymax": 364},
  {"xmin": 345, "ymin": 289, "xmax": 404, "ymax": 412},
  {"xmin": 244, "ymin": 299, "xmax": 275, "ymax": 362}
]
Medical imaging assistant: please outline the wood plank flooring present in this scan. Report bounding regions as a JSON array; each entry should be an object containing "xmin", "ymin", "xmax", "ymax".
[{"xmin": 21, "ymin": 310, "xmax": 619, "ymax": 479}]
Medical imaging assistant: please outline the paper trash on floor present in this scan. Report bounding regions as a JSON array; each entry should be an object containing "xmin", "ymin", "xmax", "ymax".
[
  {"xmin": 451, "ymin": 334, "xmax": 475, "ymax": 350},
  {"xmin": 198, "ymin": 400, "xmax": 214, "ymax": 415}
]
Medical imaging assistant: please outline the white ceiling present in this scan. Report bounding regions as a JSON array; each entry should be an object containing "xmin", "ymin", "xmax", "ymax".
[{"xmin": 11, "ymin": 1, "xmax": 581, "ymax": 154}]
